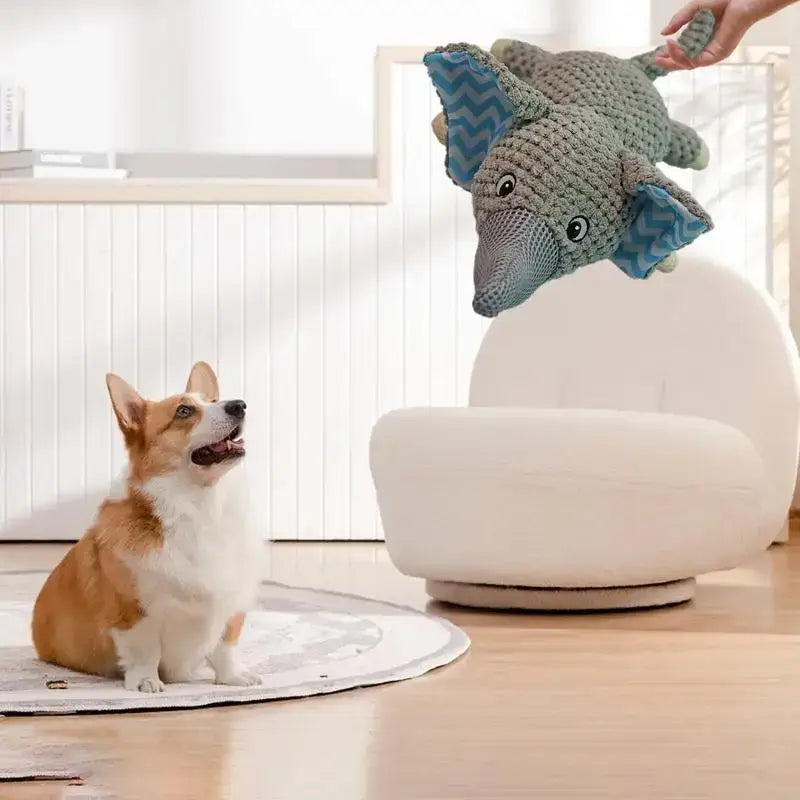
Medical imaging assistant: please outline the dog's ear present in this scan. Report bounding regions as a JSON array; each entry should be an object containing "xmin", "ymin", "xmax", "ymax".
[
  {"xmin": 186, "ymin": 361, "xmax": 219, "ymax": 402},
  {"xmin": 106, "ymin": 374, "xmax": 145, "ymax": 433}
]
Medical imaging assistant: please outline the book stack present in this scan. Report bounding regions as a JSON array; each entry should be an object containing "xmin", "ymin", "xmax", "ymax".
[
  {"xmin": 0, "ymin": 83, "xmax": 126, "ymax": 179},
  {"xmin": 0, "ymin": 150, "xmax": 128, "ymax": 180},
  {"xmin": 0, "ymin": 83, "xmax": 24, "ymax": 152}
]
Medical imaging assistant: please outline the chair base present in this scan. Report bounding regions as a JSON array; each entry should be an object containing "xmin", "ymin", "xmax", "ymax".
[{"xmin": 426, "ymin": 577, "xmax": 696, "ymax": 611}]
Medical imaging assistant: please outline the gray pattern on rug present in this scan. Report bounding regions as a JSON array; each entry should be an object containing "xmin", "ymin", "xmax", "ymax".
[{"xmin": 0, "ymin": 574, "xmax": 469, "ymax": 719}]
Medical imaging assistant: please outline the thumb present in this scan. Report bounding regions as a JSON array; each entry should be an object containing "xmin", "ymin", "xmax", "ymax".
[
  {"xmin": 691, "ymin": 9, "xmax": 754, "ymax": 65},
  {"xmin": 690, "ymin": 42, "xmax": 727, "ymax": 66},
  {"xmin": 690, "ymin": 28, "xmax": 744, "ymax": 67}
]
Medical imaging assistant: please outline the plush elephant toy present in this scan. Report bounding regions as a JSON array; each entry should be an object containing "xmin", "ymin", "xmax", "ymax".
[{"xmin": 425, "ymin": 9, "xmax": 716, "ymax": 317}]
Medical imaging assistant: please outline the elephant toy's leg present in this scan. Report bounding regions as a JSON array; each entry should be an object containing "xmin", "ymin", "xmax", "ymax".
[
  {"xmin": 490, "ymin": 39, "xmax": 552, "ymax": 83},
  {"xmin": 655, "ymin": 253, "xmax": 678, "ymax": 273},
  {"xmin": 665, "ymin": 119, "xmax": 710, "ymax": 170}
]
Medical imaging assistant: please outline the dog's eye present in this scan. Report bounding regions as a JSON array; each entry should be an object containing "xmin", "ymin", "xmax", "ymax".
[
  {"xmin": 566, "ymin": 216, "xmax": 589, "ymax": 242},
  {"xmin": 175, "ymin": 404, "xmax": 195, "ymax": 419},
  {"xmin": 495, "ymin": 173, "xmax": 516, "ymax": 198}
]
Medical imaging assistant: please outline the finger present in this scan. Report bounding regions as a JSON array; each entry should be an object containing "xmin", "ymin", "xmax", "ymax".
[
  {"xmin": 687, "ymin": 24, "xmax": 746, "ymax": 67},
  {"xmin": 660, "ymin": 0, "xmax": 701, "ymax": 35},
  {"xmin": 653, "ymin": 51, "xmax": 679, "ymax": 69},
  {"xmin": 665, "ymin": 38, "xmax": 696, "ymax": 68},
  {"xmin": 653, "ymin": 56, "xmax": 680, "ymax": 70},
  {"xmin": 690, "ymin": 45, "xmax": 729, "ymax": 67},
  {"xmin": 703, "ymin": 21, "xmax": 746, "ymax": 57}
]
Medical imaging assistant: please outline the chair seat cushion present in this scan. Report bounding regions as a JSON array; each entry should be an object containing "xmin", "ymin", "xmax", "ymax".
[{"xmin": 370, "ymin": 407, "xmax": 765, "ymax": 588}]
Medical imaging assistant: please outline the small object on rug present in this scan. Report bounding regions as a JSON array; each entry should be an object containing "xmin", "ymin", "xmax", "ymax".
[{"xmin": 0, "ymin": 576, "xmax": 469, "ymax": 718}]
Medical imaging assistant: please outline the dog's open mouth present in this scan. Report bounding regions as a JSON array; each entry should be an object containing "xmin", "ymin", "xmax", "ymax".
[{"xmin": 191, "ymin": 427, "xmax": 245, "ymax": 466}]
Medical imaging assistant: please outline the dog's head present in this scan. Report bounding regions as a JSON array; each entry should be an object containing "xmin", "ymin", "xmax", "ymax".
[{"xmin": 106, "ymin": 362, "xmax": 246, "ymax": 486}]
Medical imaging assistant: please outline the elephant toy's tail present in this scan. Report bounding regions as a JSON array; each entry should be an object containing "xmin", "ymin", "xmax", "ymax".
[{"xmin": 630, "ymin": 8, "xmax": 716, "ymax": 80}]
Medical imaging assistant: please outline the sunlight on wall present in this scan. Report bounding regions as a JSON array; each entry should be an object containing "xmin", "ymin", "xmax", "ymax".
[
  {"xmin": 551, "ymin": 0, "xmax": 650, "ymax": 49},
  {"xmin": 0, "ymin": 0, "xmax": 556, "ymax": 154},
  {"xmin": 0, "ymin": 0, "xmax": 658, "ymax": 156}
]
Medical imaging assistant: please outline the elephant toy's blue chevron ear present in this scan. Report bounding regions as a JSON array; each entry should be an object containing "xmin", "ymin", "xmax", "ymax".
[
  {"xmin": 612, "ymin": 153, "xmax": 712, "ymax": 279},
  {"xmin": 424, "ymin": 45, "xmax": 551, "ymax": 190}
]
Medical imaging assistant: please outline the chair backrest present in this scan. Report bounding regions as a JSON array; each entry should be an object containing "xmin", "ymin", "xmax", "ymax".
[{"xmin": 470, "ymin": 259, "xmax": 800, "ymax": 538}]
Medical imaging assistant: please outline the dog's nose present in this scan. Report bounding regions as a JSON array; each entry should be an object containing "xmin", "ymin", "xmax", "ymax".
[{"xmin": 224, "ymin": 400, "xmax": 246, "ymax": 420}]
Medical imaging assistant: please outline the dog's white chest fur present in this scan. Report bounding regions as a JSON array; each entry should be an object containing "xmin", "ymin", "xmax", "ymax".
[{"xmin": 121, "ymin": 472, "xmax": 263, "ymax": 681}]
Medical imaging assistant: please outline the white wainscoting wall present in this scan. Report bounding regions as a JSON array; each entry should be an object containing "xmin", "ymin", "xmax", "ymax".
[{"xmin": 0, "ymin": 58, "xmax": 778, "ymax": 540}]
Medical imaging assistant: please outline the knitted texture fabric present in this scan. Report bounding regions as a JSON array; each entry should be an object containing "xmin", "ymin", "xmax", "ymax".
[{"xmin": 424, "ymin": 9, "xmax": 716, "ymax": 317}]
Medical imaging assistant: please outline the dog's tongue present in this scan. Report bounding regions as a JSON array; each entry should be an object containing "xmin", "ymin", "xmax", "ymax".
[{"xmin": 207, "ymin": 438, "xmax": 244, "ymax": 455}]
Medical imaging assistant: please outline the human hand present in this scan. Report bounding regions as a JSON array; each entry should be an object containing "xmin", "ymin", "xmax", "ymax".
[{"xmin": 654, "ymin": 0, "xmax": 771, "ymax": 70}]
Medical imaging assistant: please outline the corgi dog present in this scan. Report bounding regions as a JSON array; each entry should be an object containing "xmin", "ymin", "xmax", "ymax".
[{"xmin": 32, "ymin": 362, "xmax": 263, "ymax": 692}]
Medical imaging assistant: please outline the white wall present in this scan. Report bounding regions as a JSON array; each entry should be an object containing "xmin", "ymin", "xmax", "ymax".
[
  {"xmin": 5, "ymin": 0, "xmax": 796, "ymax": 158},
  {"xmin": 0, "ymin": 0, "xmax": 651, "ymax": 157}
]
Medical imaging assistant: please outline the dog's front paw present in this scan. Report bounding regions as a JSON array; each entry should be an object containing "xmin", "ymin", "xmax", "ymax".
[
  {"xmin": 138, "ymin": 676, "xmax": 166, "ymax": 693},
  {"xmin": 125, "ymin": 671, "xmax": 165, "ymax": 693},
  {"xmin": 215, "ymin": 668, "xmax": 262, "ymax": 687}
]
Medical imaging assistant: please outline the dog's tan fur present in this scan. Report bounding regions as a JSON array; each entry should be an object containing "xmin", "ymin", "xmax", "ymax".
[{"xmin": 32, "ymin": 363, "xmax": 253, "ymax": 686}]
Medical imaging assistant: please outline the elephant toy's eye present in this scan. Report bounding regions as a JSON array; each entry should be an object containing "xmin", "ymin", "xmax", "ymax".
[
  {"xmin": 566, "ymin": 216, "xmax": 589, "ymax": 242},
  {"xmin": 495, "ymin": 173, "xmax": 516, "ymax": 197}
]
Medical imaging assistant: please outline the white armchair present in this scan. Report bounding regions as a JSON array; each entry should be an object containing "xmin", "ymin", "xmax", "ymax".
[{"xmin": 370, "ymin": 260, "xmax": 800, "ymax": 610}]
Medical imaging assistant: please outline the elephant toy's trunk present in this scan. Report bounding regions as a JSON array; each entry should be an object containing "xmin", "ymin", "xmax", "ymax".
[
  {"xmin": 472, "ymin": 210, "xmax": 560, "ymax": 318},
  {"xmin": 630, "ymin": 8, "xmax": 716, "ymax": 80}
]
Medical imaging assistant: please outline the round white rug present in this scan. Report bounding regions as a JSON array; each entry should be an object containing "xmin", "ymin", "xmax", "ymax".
[{"xmin": 0, "ymin": 573, "xmax": 469, "ymax": 716}]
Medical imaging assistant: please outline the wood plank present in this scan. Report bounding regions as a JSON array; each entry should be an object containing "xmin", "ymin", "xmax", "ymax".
[
  {"xmin": 55, "ymin": 206, "xmax": 85, "ymax": 501},
  {"xmin": 296, "ymin": 206, "xmax": 324, "ymax": 541},
  {"xmin": 269, "ymin": 206, "xmax": 298, "ymax": 540},
  {"xmin": 28, "ymin": 206, "xmax": 58, "ymax": 513},
  {"xmin": 83, "ymin": 206, "xmax": 113, "ymax": 495},
  {"xmin": 2, "ymin": 206, "xmax": 31, "ymax": 520}
]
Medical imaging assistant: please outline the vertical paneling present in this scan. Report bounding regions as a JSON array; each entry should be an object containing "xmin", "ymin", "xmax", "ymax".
[
  {"xmin": 745, "ymin": 64, "xmax": 772, "ymax": 290},
  {"xmin": 164, "ymin": 206, "xmax": 193, "ymax": 393},
  {"xmin": 0, "ymin": 61, "xmax": 775, "ymax": 539},
  {"xmin": 269, "ymin": 206, "xmax": 298, "ymax": 539},
  {"xmin": 376, "ymin": 66, "xmax": 407, "ymax": 422},
  {"xmin": 243, "ymin": 206, "xmax": 271, "ymax": 530},
  {"xmin": 110, "ymin": 206, "xmax": 138, "ymax": 475},
  {"xmin": 718, "ymin": 65, "xmax": 748, "ymax": 277},
  {"xmin": 56, "ymin": 205, "xmax": 85, "ymax": 500},
  {"xmin": 2, "ymin": 206, "xmax": 31, "ymax": 520},
  {"xmin": 191, "ymin": 206, "xmax": 219, "ymax": 368},
  {"xmin": 29, "ymin": 206, "xmax": 58, "ymax": 511},
  {"xmin": 217, "ymin": 206, "xmax": 245, "ymax": 397},
  {"xmin": 137, "ymin": 206, "xmax": 166, "ymax": 399},
  {"xmin": 455, "ymin": 191, "xmax": 482, "ymax": 403},
  {"xmin": 323, "ymin": 206, "xmax": 351, "ymax": 539},
  {"xmin": 84, "ymin": 206, "xmax": 113, "ymax": 495},
  {"xmin": 690, "ymin": 67, "xmax": 721, "ymax": 267},
  {"xmin": 429, "ymin": 87, "xmax": 459, "ymax": 407},
  {"xmin": 349, "ymin": 205, "xmax": 379, "ymax": 539},
  {"xmin": 296, "ymin": 206, "xmax": 324, "ymax": 540},
  {"xmin": 402, "ymin": 68, "xmax": 432, "ymax": 408}
]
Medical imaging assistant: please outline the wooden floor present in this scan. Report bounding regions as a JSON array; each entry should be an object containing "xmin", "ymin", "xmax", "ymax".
[{"xmin": 3, "ymin": 531, "xmax": 800, "ymax": 800}]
